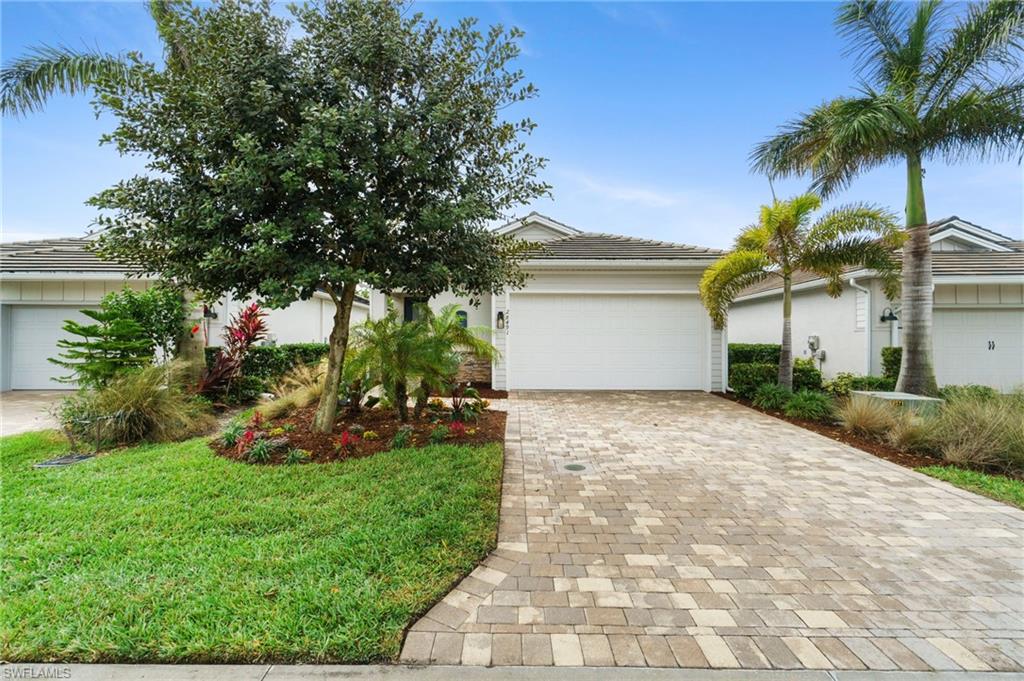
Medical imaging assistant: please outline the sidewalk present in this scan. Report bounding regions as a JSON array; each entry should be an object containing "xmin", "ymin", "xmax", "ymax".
[{"xmin": 4, "ymin": 664, "xmax": 1017, "ymax": 681}]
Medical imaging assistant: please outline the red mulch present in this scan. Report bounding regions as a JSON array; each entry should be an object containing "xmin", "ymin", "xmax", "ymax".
[
  {"xmin": 717, "ymin": 392, "xmax": 941, "ymax": 470},
  {"xmin": 212, "ymin": 406, "xmax": 506, "ymax": 465},
  {"xmin": 431, "ymin": 383, "xmax": 508, "ymax": 399}
]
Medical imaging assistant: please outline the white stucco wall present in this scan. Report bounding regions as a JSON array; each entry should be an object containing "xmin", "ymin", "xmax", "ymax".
[
  {"xmin": 728, "ymin": 283, "xmax": 868, "ymax": 377},
  {"xmin": 207, "ymin": 293, "xmax": 369, "ymax": 346}
]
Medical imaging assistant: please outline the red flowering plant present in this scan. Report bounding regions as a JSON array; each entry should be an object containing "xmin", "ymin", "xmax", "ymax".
[
  {"xmin": 196, "ymin": 303, "xmax": 267, "ymax": 398},
  {"xmin": 335, "ymin": 430, "xmax": 360, "ymax": 453},
  {"xmin": 235, "ymin": 429, "xmax": 256, "ymax": 457},
  {"xmin": 449, "ymin": 421, "xmax": 467, "ymax": 437}
]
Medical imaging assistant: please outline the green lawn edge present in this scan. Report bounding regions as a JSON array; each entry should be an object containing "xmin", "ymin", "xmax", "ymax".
[{"xmin": 917, "ymin": 465, "xmax": 1024, "ymax": 510}]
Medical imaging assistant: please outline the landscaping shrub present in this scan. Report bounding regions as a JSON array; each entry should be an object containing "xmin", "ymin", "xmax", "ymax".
[
  {"xmin": 783, "ymin": 390, "xmax": 834, "ymax": 421},
  {"xmin": 836, "ymin": 396, "xmax": 896, "ymax": 439},
  {"xmin": 940, "ymin": 384, "xmax": 999, "ymax": 402},
  {"xmin": 429, "ymin": 424, "xmax": 450, "ymax": 444},
  {"xmin": 752, "ymin": 383, "xmax": 792, "ymax": 410},
  {"xmin": 57, "ymin": 363, "xmax": 215, "ymax": 448},
  {"xmin": 792, "ymin": 358, "xmax": 823, "ymax": 392},
  {"xmin": 197, "ymin": 303, "xmax": 268, "ymax": 399},
  {"xmin": 206, "ymin": 343, "xmax": 331, "ymax": 382},
  {"xmin": 49, "ymin": 309, "xmax": 153, "ymax": 388},
  {"xmin": 887, "ymin": 411, "xmax": 936, "ymax": 453},
  {"xmin": 102, "ymin": 284, "xmax": 190, "ymax": 357},
  {"xmin": 881, "ymin": 346, "xmax": 902, "ymax": 380},
  {"xmin": 824, "ymin": 372, "xmax": 897, "ymax": 397},
  {"xmin": 390, "ymin": 425, "xmax": 414, "ymax": 450},
  {"xmin": 729, "ymin": 363, "xmax": 777, "ymax": 399},
  {"xmin": 728, "ymin": 343, "xmax": 781, "ymax": 365},
  {"xmin": 932, "ymin": 394, "xmax": 1024, "ymax": 473}
]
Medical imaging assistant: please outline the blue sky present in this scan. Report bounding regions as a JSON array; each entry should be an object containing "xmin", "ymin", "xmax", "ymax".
[{"xmin": 2, "ymin": 1, "xmax": 1022, "ymax": 248}]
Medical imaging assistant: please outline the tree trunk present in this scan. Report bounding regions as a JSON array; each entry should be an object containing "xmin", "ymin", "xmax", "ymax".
[
  {"xmin": 777, "ymin": 274, "xmax": 794, "ymax": 390},
  {"xmin": 895, "ymin": 153, "xmax": 939, "ymax": 396},
  {"xmin": 395, "ymin": 381, "xmax": 409, "ymax": 422},
  {"xmin": 312, "ymin": 283, "xmax": 358, "ymax": 433}
]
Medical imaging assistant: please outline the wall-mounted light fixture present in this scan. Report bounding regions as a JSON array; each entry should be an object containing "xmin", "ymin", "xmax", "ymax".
[
  {"xmin": 495, "ymin": 311, "xmax": 505, "ymax": 329},
  {"xmin": 880, "ymin": 307, "xmax": 898, "ymax": 323},
  {"xmin": 203, "ymin": 304, "xmax": 218, "ymax": 320}
]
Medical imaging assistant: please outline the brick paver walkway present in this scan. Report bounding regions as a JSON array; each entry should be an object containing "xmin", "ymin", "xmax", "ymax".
[{"xmin": 401, "ymin": 391, "xmax": 1024, "ymax": 671}]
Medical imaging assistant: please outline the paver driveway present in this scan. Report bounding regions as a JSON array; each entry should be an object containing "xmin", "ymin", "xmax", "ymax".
[{"xmin": 401, "ymin": 391, "xmax": 1024, "ymax": 671}]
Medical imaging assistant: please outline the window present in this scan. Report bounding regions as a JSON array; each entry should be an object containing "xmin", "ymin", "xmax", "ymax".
[
  {"xmin": 403, "ymin": 297, "xmax": 427, "ymax": 323},
  {"xmin": 456, "ymin": 310, "xmax": 468, "ymax": 329}
]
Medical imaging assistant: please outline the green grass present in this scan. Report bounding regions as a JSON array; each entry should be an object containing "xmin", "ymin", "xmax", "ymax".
[
  {"xmin": 918, "ymin": 465, "xmax": 1024, "ymax": 510},
  {"xmin": 0, "ymin": 431, "xmax": 503, "ymax": 663}
]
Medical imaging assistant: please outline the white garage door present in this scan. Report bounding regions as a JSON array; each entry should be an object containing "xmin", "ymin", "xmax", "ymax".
[
  {"xmin": 934, "ymin": 308, "xmax": 1024, "ymax": 392},
  {"xmin": 508, "ymin": 293, "xmax": 703, "ymax": 390},
  {"xmin": 9, "ymin": 305, "xmax": 98, "ymax": 389}
]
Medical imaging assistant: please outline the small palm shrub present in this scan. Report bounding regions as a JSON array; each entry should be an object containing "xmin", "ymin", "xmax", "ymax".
[
  {"xmin": 887, "ymin": 411, "xmax": 936, "ymax": 454},
  {"xmin": 752, "ymin": 383, "xmax": 792, "ymax": 410},
  {"xmin": 57, "ymin": 363, "xmax": 215, "ymax": 448},
  {"xmin": 836, "ymin": 397, "xmax": 896, "ymax": 440},
  {"xmin": 932, "ymin": 395, "xmax": 1024, "ymax": 473},
  {"xmin": 783, "ymin": 390, "xmax": 833, "ymax": 421}
]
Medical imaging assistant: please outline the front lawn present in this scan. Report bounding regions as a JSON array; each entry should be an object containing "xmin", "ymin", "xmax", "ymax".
[
  {"xmin": 0, "ymin": 431, "xmax": 503, "ymax": 663},
  {"xmin": 918, "ymin": 466, "xmax": 1024, "ymax": 510}
]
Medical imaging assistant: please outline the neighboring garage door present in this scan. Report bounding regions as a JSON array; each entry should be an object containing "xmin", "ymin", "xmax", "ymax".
[
  {"xmin": 934, "ymin": 308, "xmax": 1024, "ymax": 392},
  {"xmin": 9, "ymin": 305, "xmax": 97, "ymax": 389},
  {"xmin": 508, "ymin": 293, "xmax": 703, "ymax": 390}
]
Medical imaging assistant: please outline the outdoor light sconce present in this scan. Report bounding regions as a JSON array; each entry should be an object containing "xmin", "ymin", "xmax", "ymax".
[
  {"xmin": 202, "ymin": 304, "xmax": 218, "ymax": 320},
  {"xmin": 495, "ymin": 311, "xmax": 505, "ymax": 329},
  {"xmin": 880, "ymin": 307, "xmax": 898, "ymax": 323}
]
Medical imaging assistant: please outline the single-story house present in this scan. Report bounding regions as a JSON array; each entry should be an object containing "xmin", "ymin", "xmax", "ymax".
[
  {"xmin": 369, "ymin": 212, "xmax": 727, "ymax": 391},
  {"xmin": 727, "ymin": 217, "xmax": 1024, "ymax": 392},
  {"xmin": 0, "ymin": 235, "xmax": 368, "ymax": 390}
]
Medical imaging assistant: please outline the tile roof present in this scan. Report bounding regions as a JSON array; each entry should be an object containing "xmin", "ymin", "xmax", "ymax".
[
  {"xmin": 529, "ymin": 232, "xmax": 723, "ymax": 260},
  {"xmin": 735, "ymin": 218, "xmax": 1023, "ymax": 299},
  {"xmin": 0, "ymin": 237, "xmax": 141, "ymax": 274}
]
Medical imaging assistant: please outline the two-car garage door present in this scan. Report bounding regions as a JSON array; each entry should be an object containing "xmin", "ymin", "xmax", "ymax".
[
  {"xmin": 507, "ymin": 293, "xmax": 704, "ymax": 390},
  {"xmin": 7, "ymin": 305, "xmax": 96, "ymax": 389}
]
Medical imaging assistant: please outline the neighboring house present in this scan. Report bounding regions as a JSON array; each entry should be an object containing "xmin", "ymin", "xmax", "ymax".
[
  {"xmin": 369, "ymin": 213, "xmax": 727, "ymax": 391},
  {"xmin": 0, "ymin": 235, "xmax": 368, "ymax": 390},
  {"xmin": 728, "ymin": 217, "xmax": 1024, "ymax": 392}
]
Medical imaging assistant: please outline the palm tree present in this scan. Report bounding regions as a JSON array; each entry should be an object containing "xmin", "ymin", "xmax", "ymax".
[
  {"xmin": 751, "ymin": 0, "xmax": 1024, "ymax": 395},
  {"xmin": 699, "ymin": 193, "xmax": 903, "ymax": 389},
  {"xmin": 0, "ymin": 1, "xmax": 186, "ymax": 116},
  {"xmin": 412, "ymin": 303, "xmax": 499, "ymax": 418}
]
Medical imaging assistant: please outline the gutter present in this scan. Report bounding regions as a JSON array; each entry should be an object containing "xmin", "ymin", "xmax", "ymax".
[{"xmin": 846, "ymin": 276, "xmax": 872, "ymax": 375}]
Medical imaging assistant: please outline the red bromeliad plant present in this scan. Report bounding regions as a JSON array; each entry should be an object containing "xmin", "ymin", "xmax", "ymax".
[
  {"xmin": 196, "ymin": 303, "xmax": 268, "ymax": 398},
  {"xmin": 450, "ymin": 421, "xmax": 466, "ymax": 438}
]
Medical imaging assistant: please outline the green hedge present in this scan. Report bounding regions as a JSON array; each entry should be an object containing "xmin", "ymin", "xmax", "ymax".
[
  {"xmin": 729, "ymin": 357, "xmax": 822, "ymax": 399},
  {"xmin": 881, "ymin": 346, "xmax": 902, "ymax": 379},
  {"xmin": 205, "ymin": 343, "xmax": 330, "ymax": 381},
  {"xmin": 824, "ymin": 372, "xmax": 896, "ymax": 397},
  {"xmin": 729, "ymin": 343, "xmax": 780, "ymax": 365}
]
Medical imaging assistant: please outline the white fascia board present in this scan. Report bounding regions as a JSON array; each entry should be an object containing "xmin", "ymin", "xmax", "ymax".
[
  {"xmin": 524, "ymin": 258, "xmax": 718, "ymax": 270},
  {"xmin": 731, "ymin": 276, "xmax": 837, "ymax": 303},
  {"xmin": 936, "ymin": 219, "xmax": 1012, "ymax": 243},
  {"xmin": 0, "ymin": 271, "xmax": 155, "ymax": 281},
  {"xmin": 734, "ymin": 271, "xmax": 1024, "ymax": 303},
  {"xmin": 495, "ymin": 214, "xmax": 580, "ymax": 237},
  {"xmin": 929, "ymin": 227, "xmax": 1013, "ymax": 252}
]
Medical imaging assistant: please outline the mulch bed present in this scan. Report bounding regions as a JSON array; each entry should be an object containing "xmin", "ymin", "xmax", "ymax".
[
  {"xmin": 718, "ymin": 392, "xmax": 941, "ymax": 470},
  {"xmin": 212, "ymin": 406, "xmax": 506, "ymax": 465}
]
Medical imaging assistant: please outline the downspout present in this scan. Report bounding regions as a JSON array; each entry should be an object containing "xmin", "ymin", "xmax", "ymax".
[{"xmin": 847, "ymin": 277, "xmax": 872, "ymax": 375}]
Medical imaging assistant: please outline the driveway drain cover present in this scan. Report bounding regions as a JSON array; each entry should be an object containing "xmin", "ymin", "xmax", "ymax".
[
  {"xmin": 564, "ymin": 463, "xmax": 586, "ymax": 471},
  {"xmin": 34, "ymin": 453, "xmax": 94, "ymax": 468}
]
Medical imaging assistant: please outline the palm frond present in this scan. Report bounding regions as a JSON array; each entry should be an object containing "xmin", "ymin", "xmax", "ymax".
[
  {"xmin": 804, "ymin": 202, "xmax": 903, "ymax": 251},
  {"xmin": 836, "ymin": 0, "xmax": 910, "ymax": 85},
  {"xmin": 923, "ymin": 78, "xmax": 1024, "ymax": 163},
  {"xmin": 751, "ymin": 93, "xmax": 909, "ymax": 197},
  {"xmin": 799, "ymin": 236, "xmax": 903, "ymax": 299},
  {"xmin": 923, "ymin": 0, "xmax": 1024, "ymax": 110},
  {"xmin": 0, "ymin": 45, "xmax": 134, "ymax": 116},
  {"xmin": 698, "ymin": 250, "xmax": 775, "ymax": 328}
]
